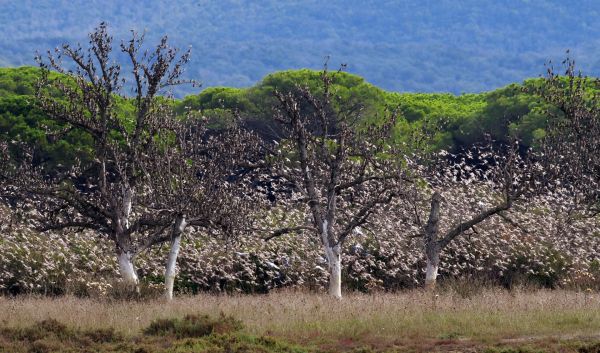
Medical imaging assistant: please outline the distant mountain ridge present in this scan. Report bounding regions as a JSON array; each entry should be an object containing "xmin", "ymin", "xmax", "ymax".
[{"xmin": 1, "ymin": 0, "xmax": 600, "ymax": 96}]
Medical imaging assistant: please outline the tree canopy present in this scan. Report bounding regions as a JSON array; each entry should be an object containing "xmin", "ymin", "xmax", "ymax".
[{"xmin": 1, "ymin": 66, "xmax": 594, "ymax": 167}]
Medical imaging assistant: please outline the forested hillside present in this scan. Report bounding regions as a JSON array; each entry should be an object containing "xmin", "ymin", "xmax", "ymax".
[
  {"xmin": 2, "ymin": 1, "xmax": 600, "ymax": 95},
  {"xmin": 0, "ymin": 66, "xmax": 555, "ymax": 166}
]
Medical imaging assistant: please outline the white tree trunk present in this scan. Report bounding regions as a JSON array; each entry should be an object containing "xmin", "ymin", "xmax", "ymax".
[
  {"xmin": 117, "ymin": 251, "xmax": 139, "ymax": 287},
  {"xmin": 326, "ymin": 245, "xmax": 342, "ymax": 299},
  {"xmin": 424, "ymin": 192, "xmax": 442, "ymax": 290},
  {"xmin": 425, "ymin": 258, "xmax": 439, "ymax": 289},
  {"xmin": 115, "ymin": 184, "xmax": 138, "ymax": 292},
  {"xmin": 164, "ymin": 234, "xmax": 181, "ymax": 300},
  {"xmin": 164, "ymin": 215, "xmax": 186, "ymax": 300},
  {"xmin": 425, "ymin": 250, "xmax": 440, "ymax": 290},
  {"xmin": 320, "ymin": 220, "xmax": 343, "ymax": 299}
]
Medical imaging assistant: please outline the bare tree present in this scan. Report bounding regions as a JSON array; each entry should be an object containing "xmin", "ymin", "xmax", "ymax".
[
  {"xmin": 5, "ymin": 23, "xmax": 194, "ymax": 289},
  {"xmin": 0, "ymin": 142, "xmax": 9, "ymax": 217},
  {"xmin": 403, "ymin": 140, "xmax": 546, "ymax": 288},
  {"xmin": 259, "ymin": 68, "xmax": 409, "ymax": 298},
  {"xmin": 140, "ymin": 118, "xmax": 263, "ymax": 299},
  {"xmin": 0, "ymin": 141, "xmax": 7, "ymax": 179},
  {"xmin": 535, "ymin": 56, "xmax": 600, "ymax": 215}
]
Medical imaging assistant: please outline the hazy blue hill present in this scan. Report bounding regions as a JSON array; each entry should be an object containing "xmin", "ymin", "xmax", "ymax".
[{"xmin": 1, "ymin": 0, "xmax": 599, "ymax": 96}]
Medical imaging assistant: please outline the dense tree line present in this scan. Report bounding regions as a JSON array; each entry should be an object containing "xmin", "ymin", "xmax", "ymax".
[{"xmin": 0, "ymin": 65, "xmax": 578, "ymax": 171}]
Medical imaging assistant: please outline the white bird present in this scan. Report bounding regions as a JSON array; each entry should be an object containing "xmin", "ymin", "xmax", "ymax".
[{"xmin": 265, "ymin": 261, "xmax": 280, "ymax": 270}]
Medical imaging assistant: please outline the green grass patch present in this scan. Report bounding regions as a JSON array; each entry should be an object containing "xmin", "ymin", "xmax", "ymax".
[{"xmin": 0, "ymin": 316, "xmax": 309, "ymax": 353}]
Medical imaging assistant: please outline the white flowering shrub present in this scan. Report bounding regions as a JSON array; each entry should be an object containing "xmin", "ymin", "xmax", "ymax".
[
  {"xmin": 0, "ymin": 228, "xmax": 118, "ymax": 296},
  {"xmin": 0, "ymin": 193, "xmax": 599, "ymax": 296}
]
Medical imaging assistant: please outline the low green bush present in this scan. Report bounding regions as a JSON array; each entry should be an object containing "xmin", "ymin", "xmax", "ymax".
[{"xmin": 143, "ymin": 313, "xmax": 243, "ymax": 338}]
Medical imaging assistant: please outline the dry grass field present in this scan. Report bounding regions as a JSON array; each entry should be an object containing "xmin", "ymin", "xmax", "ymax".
[{"xmin": 2, "ymin": 288, "xmax": 600, "ymax": 352}]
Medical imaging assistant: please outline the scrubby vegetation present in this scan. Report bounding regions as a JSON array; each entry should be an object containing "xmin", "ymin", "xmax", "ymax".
[
  {"xmin": 143, "ymin": 313, "xmax": 243, "ymax": 338},
  {"xmin": 0, "ymin": 314, "xmax": 304, "ymax": 352}
]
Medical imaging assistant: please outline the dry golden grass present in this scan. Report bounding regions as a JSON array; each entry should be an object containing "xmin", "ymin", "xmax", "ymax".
[{"xmin": 1, "ymin": 288, "xmax": 600, "ymax": 346}]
